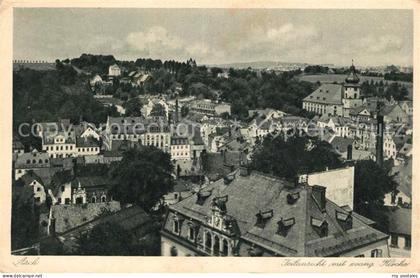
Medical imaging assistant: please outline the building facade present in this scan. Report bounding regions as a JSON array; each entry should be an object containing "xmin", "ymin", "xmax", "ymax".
[{"xmin": 161, "ymin": 168, "xmax": 389, "ymax": 257}]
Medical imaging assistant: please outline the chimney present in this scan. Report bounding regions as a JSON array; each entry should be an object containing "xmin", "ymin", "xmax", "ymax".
[
  {"xmin": 376, "ymin": 102, "xmax": 384, "ymax": 167},
  {"xmin": 49, "ymin": 217, "xmax": 56, "ymax": 236},
  {"xmin": 347, "ymin": 144, "xmax": 353, "ymax": 160},
  {"xmin": 239, "ymin": 162, "xmax": 250, "ymax": 176},
  {"xmin": 312, "ymin": 185, "xmax": 326, "ymax": 211}
]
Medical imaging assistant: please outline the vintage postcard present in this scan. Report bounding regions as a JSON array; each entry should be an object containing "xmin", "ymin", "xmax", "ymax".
[{"xmin": 0, "ymin": 0, "xmax": 419, "ymax": 273}]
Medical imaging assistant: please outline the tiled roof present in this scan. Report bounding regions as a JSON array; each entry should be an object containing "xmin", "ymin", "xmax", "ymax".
[
  {"xmin": 386, "ymin": 207, "xmax": 411, "ymax": 236},
  {"xmin": 303, "ymin": 84, "xmax": 343, "ymax": 105},
  {"xmin": 76, "ymin": 136, "xmax": 100, "ymax": 148},
  {"xmin": 51, "ymin": 201, "xmax": 121, "ymax": 234},
  {"xmin": 19, "ymin": 172, "xmax": 44, "ymax": 187},
  {"xmin": 71, "ymin": 176, "xmax": 114, "ymax": 189},
  {"xmin": 107, "ymin": 117, "xmax": 169, "ymax": 134},
  {"xmin": 15, "ymin": 150, "xmax": 50, "ymax": 169},
  {"xmin": 168, "ymin": 170, "xmax": 388, "ymax": 256},
  {"xmin": 330, "ymin": 137, "xmax": 354, "ymax": 153}
]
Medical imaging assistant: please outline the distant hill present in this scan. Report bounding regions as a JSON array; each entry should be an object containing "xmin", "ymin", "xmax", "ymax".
[
  {"xmin": 208, "ymin": 61, "xmax": 312, "ymax": 69},
  {"xmin": 13, "ymin": 62, "xmax": 56, "ymax": 71}
]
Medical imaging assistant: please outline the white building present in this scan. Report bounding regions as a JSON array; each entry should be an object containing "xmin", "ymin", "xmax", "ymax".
[
  {"xmin": 170, "ymin": 137, "xmax": 191, "ymax": 160},
  {"xmin": 108, "ymin": 64, "xmax": 121, "ymax": 77},
  {"xmin": 299, "ymin": 166, "xmax": 355, "ymax": 209}
]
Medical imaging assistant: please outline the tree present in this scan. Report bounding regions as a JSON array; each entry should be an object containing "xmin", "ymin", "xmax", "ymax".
[
  {"xmin": 11, "ymin": 184, "xmax": 39, "ymax": 250},
  {"xmin": 124, "ymin": 97, "xmax": 143, "ymax": 117},
  {"xmin": 109, "ymin": 147, "xmax": 174, "ymax": 211},
  {"xmin": 251, "ymin": 134, "xmax": 344, "ymax": 181},
  {"xmin": 353, "ymin": 160, "xmax": 397, "ymax": 232},
  {"xmin": 77, "ymin": 222, "xmax": 134, "ymax": 255}
]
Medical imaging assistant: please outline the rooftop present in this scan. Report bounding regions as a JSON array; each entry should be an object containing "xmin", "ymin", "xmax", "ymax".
[
  {"xmin": 167, "ymin": 170, "xmax": 388, "ymax": 256},
  {"xmin": 303, "ymin": 84, "xmax": 343, "ymax": 105}
]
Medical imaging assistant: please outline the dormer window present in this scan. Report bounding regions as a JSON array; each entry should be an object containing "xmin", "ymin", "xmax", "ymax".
[
  {"xmin": 212, "ymin": 195, "xmax": 228, "ymax": 213},
  {"xmin": 173, "ymin": 220, "xmax": 180, "ymax": 234},
  {"xmin": 336, "ymin": 210, "xmax": 353, "ymax": 231},
  {"xmin": 172, "ymin": 214, "xmax": 184, "ymax": 234},
  {"xmin": 311, "ymin": 217, "xmax": 328, "ymax": 237},
  {"xmin": 277, "ymin": 217, "xmax": 295, "ymax": 236},
  {"xmin": 196, "ymin": 189, "xmax": 212, "ymax": 205},
  {"xmin": 287, "ymin": 192, "xmax": 300, "ymax": 204},
  {"xmin": 255, "ymin": 209, "xmax": 273, "ymax": 228}
]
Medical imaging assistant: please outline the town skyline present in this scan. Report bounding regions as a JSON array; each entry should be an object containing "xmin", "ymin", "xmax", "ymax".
[{"xmin": 14, "ymin": 8, "xmax": 413, "ymax": 67}]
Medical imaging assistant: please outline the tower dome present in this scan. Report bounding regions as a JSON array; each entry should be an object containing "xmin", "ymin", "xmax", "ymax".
[{"xmin": 345, "ymin": 60, "xmax": 360, "ymax": 84}]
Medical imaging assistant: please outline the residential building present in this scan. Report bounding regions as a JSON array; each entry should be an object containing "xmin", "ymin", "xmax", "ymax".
[
  {"xmin": 399, "ymin": 101, "xmax": 413, "ymax": 116},
  {"xmin": 19, "ymin": 172, "xmax": 47, "ymax": 205},
  {"xmin": 386, "ymin": 207, "xmax": 411, "ymax": 257},
  {"xmin": 14, "ymin": 149, "xmax": 50, "ymax": 180},
  {"xmin": 108, "ymin": 64, "xmax": 121, "ymax": 77},
  {"xmin": 189, "ymin": 99, "xmax": 231, "ymax": 116},
  {"xmin": 170, "ymin": 136, "xmax": 191, "ymax": 160},
  {"xmin": 105, "ymin": 116, "xmax": 171, "ymax": 152},
  {"xmin": 161, "ymin": 168, "xmax": 389, "ymax": 257}
]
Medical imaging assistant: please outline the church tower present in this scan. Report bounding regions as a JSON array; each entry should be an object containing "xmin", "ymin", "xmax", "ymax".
[{"xmin": 342, "ymin": 60, "xmax": 363, "ymax": 117}]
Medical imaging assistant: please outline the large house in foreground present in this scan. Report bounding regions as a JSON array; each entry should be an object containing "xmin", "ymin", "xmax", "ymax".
[{"xmin": 161, "ymin": 167, "xmax": 389, "ymax": 257}]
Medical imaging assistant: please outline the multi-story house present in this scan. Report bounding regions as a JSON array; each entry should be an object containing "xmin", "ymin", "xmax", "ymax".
[
  {"xmin": 19, "ymin": 172, "xmax": 47, "ymax": 205},
  {"xmin": 105, "ymin": 116, "xmax": 171, "ymax": 152},
  {"xmin": 302, "ymin": 63, "xmax": 363, "ymax": 117},
  {"xmin": 161, "ymin": 167, "xmax": 389, "ymax": 257},
  {"xmin": 387, "ymin": 208, "xmax": 411, "ymax": 257},
  {"xmin": 14, "ymin": 149, "xmax": 51, "ymax": 180},
  {"xmin": 170, "ymin": 137, "xmax": 191, "ymax": 160},
  {"xmin": 108, "ymin": 64, "xmax": 121, "ymax": 77},
  {"xmin": 189, "ymin": 99, "xmax": 231, "ymax": 117}
]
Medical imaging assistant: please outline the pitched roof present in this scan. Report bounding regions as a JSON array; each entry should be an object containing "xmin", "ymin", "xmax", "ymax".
[
  {"xmin": 386, "ymin": 207, "xmax": 411, "ymax": 235},
  {"xmin": 19, "ymin": 172, "xmax": 44, "ymax": 187},
  {"xmin": 167, "ymin": 170, "xmax": 388, "ymax": 256},
  {"xmin": 330, "ymin": 137, "xmax": 354, "ymax": 153},
  {"xmin": 303, "ymin": 84, "xmax": 343, "ymax": 105},
  {"xmin": 51, "ymin": 201, "xmax": 121, "ymax": 234}
]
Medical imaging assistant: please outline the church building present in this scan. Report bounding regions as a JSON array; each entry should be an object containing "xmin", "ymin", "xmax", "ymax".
[{"xmin": 302, "ymin": 62, "xmax": 363, "ymax": 117}]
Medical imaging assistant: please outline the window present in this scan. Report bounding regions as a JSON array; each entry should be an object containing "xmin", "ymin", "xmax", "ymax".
[
  {"xmin": 188, "ymin": 227, "xmax": 195, "ymax": 241},
  {"xmin": 35, "ymin": 197, "xmax": 41, "ymax": 203},
  {"xmin": 173, "ymin": 220, "xmax": 180, "ymax": 234},
  {"xmin": 65, "ymin": 198, "xmax": 70, "ymax": 204},
  {"xmin": 371, "ymin": 249, "xmax": 382, "ymax": 257},
  {"xmin": 101, "ymin": 196, "xmax": 106, "ymax": 202},
  {"xmin": 91, "ymin": 196, "xmax": 96, "ymax": 203},
  {"xmin": 61, "ymin": 186, "xmax": 65, "ymax": 192},
  {"xmin": 391, "ymin": 235, "xmax": 398, "ymax": 247},
  {"xmin": 26, "ymin": 159, "xmax": 30, "ymax": 164},
  {"xmin": 405, "ymin": 236, "xmax": 411, "ymax": 249},
  {"xmin": 37, "ymin": 187, "xmax": 41, "ymax": 192},
  {"xmin": 58, "ymin": 198, "xmax": 62, "ymax": 204}
]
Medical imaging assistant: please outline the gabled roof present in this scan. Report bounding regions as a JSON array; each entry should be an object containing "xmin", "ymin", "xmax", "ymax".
[
  {"xmin": 386, "ymin": 207, "xmax": 411, "ymax": 236},
  {"xmin": 20, "ymin": 171, "xmax": 44, "ymax": 187},
  {"xmin": 303, "ymin": 84, "xmax": 343, "ymax": 105}
]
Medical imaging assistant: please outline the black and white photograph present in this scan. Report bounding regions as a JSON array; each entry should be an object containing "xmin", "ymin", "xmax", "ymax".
[{"xmin": 5, "ymin": 4, "xmax": 416, "ymax": 267}]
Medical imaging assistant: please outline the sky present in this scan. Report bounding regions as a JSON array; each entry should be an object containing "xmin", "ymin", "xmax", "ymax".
[{"xmin": 13, "ymin": 8, "xmax": 413, "ymax": 67}]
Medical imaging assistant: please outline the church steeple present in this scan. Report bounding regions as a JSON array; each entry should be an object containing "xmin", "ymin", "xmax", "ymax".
[{"xmin": 345, "ymin": 60, "xmax": 360, "ymax": 84}]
